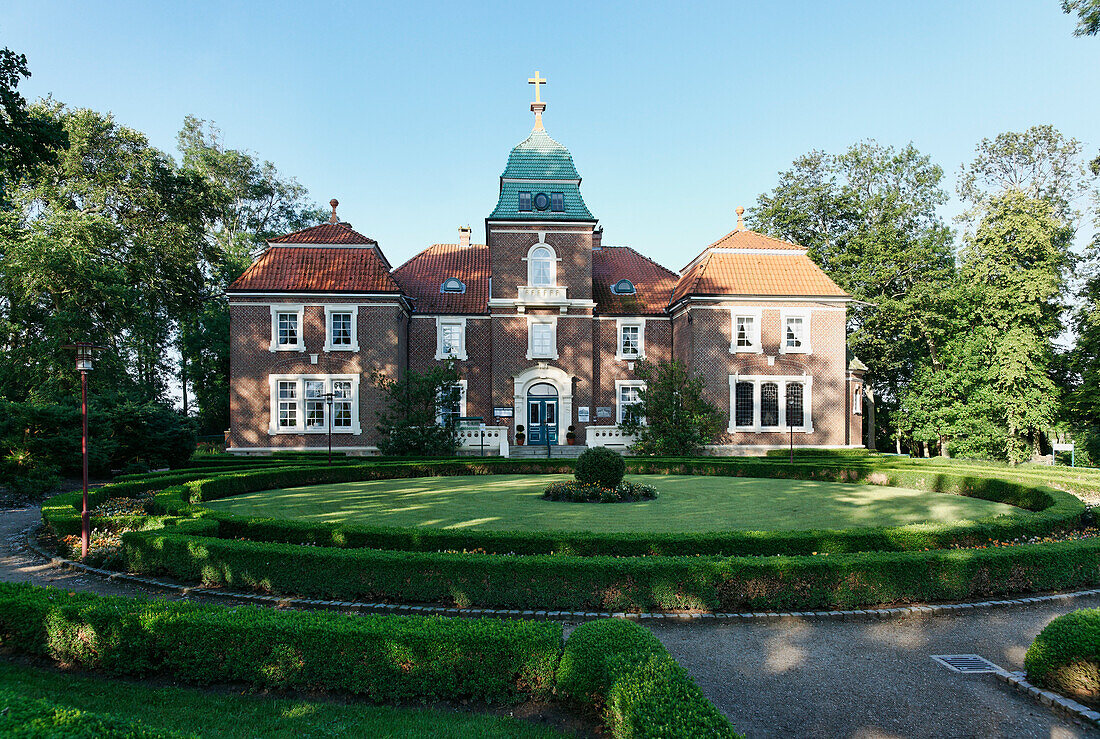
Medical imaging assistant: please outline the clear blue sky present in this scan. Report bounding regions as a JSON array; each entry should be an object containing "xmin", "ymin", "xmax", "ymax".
[{"xmin": 3, "ymin": 1, "xmax": 1097, "ymax": 271}]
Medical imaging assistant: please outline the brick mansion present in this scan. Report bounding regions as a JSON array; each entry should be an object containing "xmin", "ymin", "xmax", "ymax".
[{"xmin": 226, "ymin": 74, "xmax": 866, "ymax": 455}]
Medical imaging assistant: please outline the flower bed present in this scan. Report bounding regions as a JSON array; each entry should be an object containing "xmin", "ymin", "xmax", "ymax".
[{"xmin": 543, "ymin": 480, "xmax": 658, "ymax": 503}]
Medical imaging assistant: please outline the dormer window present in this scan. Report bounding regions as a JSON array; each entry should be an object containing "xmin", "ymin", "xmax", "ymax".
[
  {"xmin": 441, "ymin": 277, "xmax": 466, "ymax": 294},
  {"xmin": 533, "ymin": 192, "xmax": 551, "ymax": 211},
  {"xmin": 550, "ymin": 192, "xmax": 564, "ymax": 212},
  {"xmin": 528, "ymin": 245, "xmax": 555, "ymax": 286},
  {"xmin": 518, "ymin": 192, "xmax": 532, "ymax": 211},
  {"xmin": 611, "ymin": 279, "xmax": 636, "ymax": 295}
]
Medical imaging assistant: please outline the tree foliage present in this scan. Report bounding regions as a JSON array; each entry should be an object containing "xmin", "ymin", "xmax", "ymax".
[
  {"xmin": 618, "ymin": 360, "xmax": 721, "ymax": 456},
  {"xmin": 1063, "ymin": 0, "xmax": 1100, "ymax": 35},
  {"xmin": 751, "ymin": 141, "xmax": 956, "ymax": 450},
  {"xmin": 372, "ymin": 363, "xmax": 462, "ymax": 457},
  {"xmin": 0, "ymin": 48, "xmax": 67, "ymax": 204}
]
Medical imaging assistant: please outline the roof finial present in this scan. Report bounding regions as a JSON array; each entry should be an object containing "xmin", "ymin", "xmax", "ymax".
[
  {"xmin": 328, "ymin": 198, "xmax": 339, "ymax": 224},
  {"xmin": 736, "ymin": 205, "xmax": 745, "ymax": 231},
  {"xmin": 528, "ymin": 70, "xmax": 547, "ymax": 131}
]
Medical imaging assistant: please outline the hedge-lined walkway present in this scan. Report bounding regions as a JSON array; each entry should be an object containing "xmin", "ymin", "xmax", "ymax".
[{"xmin": 4, "ymin": 502, "xmax": 1098, "ymax": 737}]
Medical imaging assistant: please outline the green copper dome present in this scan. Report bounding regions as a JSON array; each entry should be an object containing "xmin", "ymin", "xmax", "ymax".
[{"xmin": 488, "ymin": 126, "xmax": 595, "ymax": 221}]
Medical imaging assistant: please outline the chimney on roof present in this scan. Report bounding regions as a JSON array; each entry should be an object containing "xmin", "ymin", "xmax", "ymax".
[
  {"xmin": 328, "ymin": 199, "xmax": 340, "ymax": 224},
  {"xmin": 592, "ymin": 226, "xmax": 603, "ymax": 250},
  {"xmin": 458, "ymin": 225, "xmax": 471, "ymax": 247}
]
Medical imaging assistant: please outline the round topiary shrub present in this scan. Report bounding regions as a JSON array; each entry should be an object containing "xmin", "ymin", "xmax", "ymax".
[{"xmin": 575, "ymin": 447, "xmax": 626, "ymax": 489}]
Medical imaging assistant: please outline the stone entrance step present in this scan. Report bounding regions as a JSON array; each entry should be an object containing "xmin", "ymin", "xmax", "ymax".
[{"xmin": 509, "ymin": 444, "xmax": 588, "ymax": 459}]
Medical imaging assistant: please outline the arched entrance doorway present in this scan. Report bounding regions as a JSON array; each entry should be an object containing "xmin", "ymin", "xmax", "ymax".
[{"xmin": 526, "ymin": 382, "xmax": 558, "ymax": 444}]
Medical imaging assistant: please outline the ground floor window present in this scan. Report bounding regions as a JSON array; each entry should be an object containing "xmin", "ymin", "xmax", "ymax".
[
  {"xmin": 727, "ymin": 375, "xmax": 813, "ymax": 433},
  {"xmin": 268, "ymin": 374, "xmax": 361, "ymax": 435},
  {"xmin": 437, "ymin": 380, "xmax": 467, "ymax": 426},
  {"xmin": 617, "ymin": 381, "xmax": 645, "ymax": 424}
]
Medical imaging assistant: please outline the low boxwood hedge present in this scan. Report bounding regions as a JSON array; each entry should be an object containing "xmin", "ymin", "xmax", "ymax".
[
  {"xmin": 0, "ymin": 583, "xmax": 738, "ymax": 736},
  {"xmin": 0, "ymin": 690, "xmax": 188, "ymax": 738},
  {"xmin": 0, "ymin": 582, "xmax": 560, "ymax": 703},
  {"xmin": 557, "ymin": 619, "xmax": 738, "ymax": 737},
  {"xmin": 1025, "ymin": 607, "xmax": 1100, "ymax": 706},
  {"xmin": 120, "ymin": 522, "xmax": 1100, "ymax": 612}
]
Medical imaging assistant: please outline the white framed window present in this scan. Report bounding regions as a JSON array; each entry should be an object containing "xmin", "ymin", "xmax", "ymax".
[
  {"xmin": 277, "ymin": 380, "xmax": 298, "ymax": 429},
  {"xmin": 436, "ymin": 379, "xmax": 468, "ymax": 426},
  {"xmin": 526, "ymin": 244, "xmax": 557, "ymax": 287},
  {"xmin": 269, "ymin": 304, "xmax": 305, "ymax": 352},
  {"xmin": 853, "ymin": 385, "xmax": 863, "ymax": 415},
  {"xmin": 332, "ymin": 379, "xmax": 354, "ymax": 429},
  {"xmin": 304, "ymin": 379, "xmax": 325, "ymax": 429},
  {"xmin": 268, "ymin": 374, "xmax": 361, "ymax": 435},
  {"xmin": 324, "ymin": 306, "xmax": 358, "ymax": 352},
  {"xmin": 726, "ymin": 375, "xmax": 813, "ymax": 433},
  {"xmin": 780, "ymin": 310, "xmax": 811, "ymax": 354},
  {"xmin": 435, "ymin": 317, "xmax": 468, "ymax": 360},
  {"xmin": 616, "ymin": 380, "xmax": 646, "ymax": 424},
  {"xmin": 730, "ymin": 308, "xmax": 762, "ymax": 354},
  {"xmin": 616, "ymin": 319, "xmax": 645, "ymax": 360},
  {"xmin": 527, "ymin": 318, "xmax": 558, "ymax": 360}
]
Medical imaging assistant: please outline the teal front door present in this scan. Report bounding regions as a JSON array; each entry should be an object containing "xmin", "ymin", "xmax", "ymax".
[{"xmin": 527, "ymin": 383, "xmax": 558, "ymax": 444}]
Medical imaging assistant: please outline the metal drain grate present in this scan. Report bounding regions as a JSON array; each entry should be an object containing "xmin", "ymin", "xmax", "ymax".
[{"xmin": 931, "ymin": 654, "xmax": 1002, "ymax": 674}]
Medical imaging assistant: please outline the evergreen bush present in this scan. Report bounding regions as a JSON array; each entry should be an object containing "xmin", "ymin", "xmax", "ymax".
[{"xmin": 575, "ymin": 447, "xmax": 626, "ymax": 488}]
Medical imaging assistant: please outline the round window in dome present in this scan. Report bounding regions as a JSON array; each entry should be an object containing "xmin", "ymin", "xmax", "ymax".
[{"xmin": 533, "ymin": 192, "xmax": 551, "ymax": 211}]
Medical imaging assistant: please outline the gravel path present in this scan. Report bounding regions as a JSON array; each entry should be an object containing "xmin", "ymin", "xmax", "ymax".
[
  {"xmin": 653, "ymin": 601, "xmax": 1100, "ymax": 738},
  {"xmin": 3, "ymin": 504, "xmax": 1099, "ymax": 737}
]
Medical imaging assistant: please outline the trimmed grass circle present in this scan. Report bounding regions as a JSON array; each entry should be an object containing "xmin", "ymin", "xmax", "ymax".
[{"xmin": 203, "ymin": 473, "xmax": 1026, "ymax": 534}]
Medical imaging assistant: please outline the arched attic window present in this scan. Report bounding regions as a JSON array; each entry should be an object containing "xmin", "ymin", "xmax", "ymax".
[
  {"xmin": 611, "ymin": 279, "xmax": 636, "ymax": 295},
  {"xmin": 528, "ymin": 245, "xmax": 555, "ymax": 286},
  {"xmin": 441, "ymin": 277, "xmax": 466, "ymax": 294}
]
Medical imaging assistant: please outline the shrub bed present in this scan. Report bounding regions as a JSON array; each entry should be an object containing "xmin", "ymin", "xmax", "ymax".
[
  {"xmin": 557, "ymin": 619, "xmax": 737, "ymax": 737},
  {"xmin": 1025, "ymin": 607, "xmax": 1100, "ymax": 706},
  {"xmin": 0, "ymin": 690, "xmax": 187, "ymax": 738},
  {"xmin": 0, "ymin": 582, "xmax": 560, "ymax": 703},
  {"xmin": 120, "ymin": 522, "xmax": 1100, "ymax": 612},
  {"xmin": 543, "ymin": 480, "xmax": 658, "ymax": 503}
]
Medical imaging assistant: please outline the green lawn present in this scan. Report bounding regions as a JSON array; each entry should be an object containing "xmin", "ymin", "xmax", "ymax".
[
  {"xmin": 0, "ymin": 660, "xmax": 569, "ymax": 739},
  {"xmin": 204, "ymin": 474, "xmax": 1026, "ymax": 533}
]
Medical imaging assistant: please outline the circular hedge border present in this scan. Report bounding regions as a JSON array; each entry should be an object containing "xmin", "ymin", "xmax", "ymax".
[{"xmin": 40, "ymin": 457, "xmax": 1099, "ymax": 613}]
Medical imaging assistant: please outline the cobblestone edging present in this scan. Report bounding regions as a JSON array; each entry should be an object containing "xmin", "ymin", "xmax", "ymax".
[
  {"xmin": 995, "ymin": 671, "xmax": 1100, "ymax": 728},
  {"xmin": 22, "ymin": 526, "xmax": 1100, "ymax": 623}
]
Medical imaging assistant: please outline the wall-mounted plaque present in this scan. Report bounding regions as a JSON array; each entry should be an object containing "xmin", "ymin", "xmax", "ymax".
[
  {"xmin": 493, "ymin": 407, "xmax": 513, "ymax": 418},
  {"xmin": 596, "ymin": 406, "xmax": 614, "ymax": 419},
  {"xmin": 577, "ymin": 406, "xmax": 590, "ymax": 423}
]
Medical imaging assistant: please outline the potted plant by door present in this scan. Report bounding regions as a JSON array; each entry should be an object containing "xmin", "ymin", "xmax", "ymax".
[
  {"xmin": 515, "ymin": 425, "xmax": 526, "ymax": 446},
  {"xmin": 566, "ymin": 425, "xmax": 577, "ymax": 445}
]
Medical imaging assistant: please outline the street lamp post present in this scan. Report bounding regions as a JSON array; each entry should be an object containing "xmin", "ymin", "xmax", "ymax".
[
  {"xmin": 321, "ymin": 391, "xmax": 335, "ymax": 465},
  {"xmin": 61, "ymin": 342, "xmax": 107, "ymax": 558}
]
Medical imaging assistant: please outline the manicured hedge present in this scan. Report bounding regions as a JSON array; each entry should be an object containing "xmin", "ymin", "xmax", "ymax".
[
  {"xmin": 1025, "ymin": 607, "xmax": 1100, "ymax": 706},
  {"xmin": 120, "ymin": 522, "xmax": 1100, "ymax": 612},
  {"xmin": 557, "ymin": 619, "xmax": 738, "ymax": 738},
  {"xmin": 0, "ymin": 582, "xmax": 560, "ymax": 703},
  {"xmin": 0, "ymin": 690, "xmax": 188, "ymax": 738}
]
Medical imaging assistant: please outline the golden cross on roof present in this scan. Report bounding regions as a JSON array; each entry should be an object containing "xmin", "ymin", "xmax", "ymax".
[{"xmin": 528, "ymin": 70, "xmax": 546, "ymax": 103}]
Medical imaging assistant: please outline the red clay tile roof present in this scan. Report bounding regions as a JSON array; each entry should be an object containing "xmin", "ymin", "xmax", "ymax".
[
  {"xmin": 592, "ymin": 247, "xmax": 679, "ymax": 315},
  {"xmin": 392, "ymin": 244, "xmax": 490, "ymax": 314},
  {"xmin": 670, "ymin": 229, "xmax": 849, "ymax": 304},
  {"xmin": 228, "ymin": 245, "xmax": 401, "ymax": 293},
  {"xmin": 269, "ymin": 222, "xmax": 378, "ymax": 246}
]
